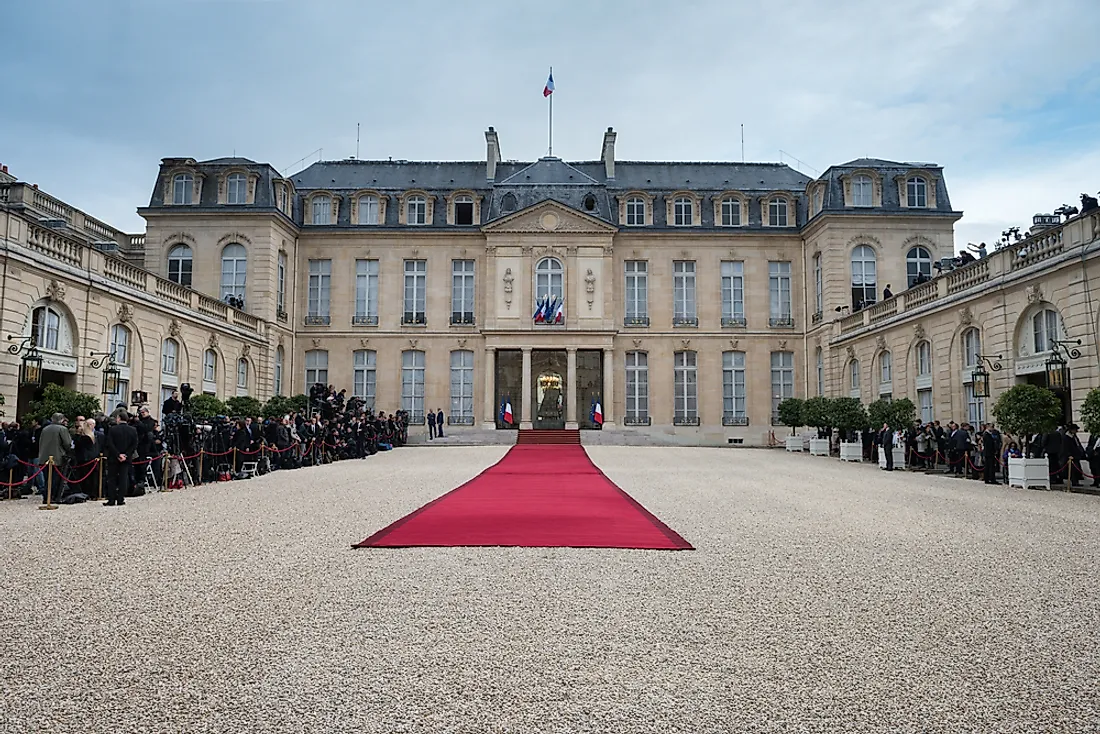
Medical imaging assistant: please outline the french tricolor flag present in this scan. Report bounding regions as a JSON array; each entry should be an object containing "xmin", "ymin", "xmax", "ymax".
[
  {"xmin": 552, "ymin": 297, "xmax": 564, "ymax": 324},
  {"xmin": 591, "ymin": 399, "xmax": 603, "ymax": 426},
  {"xmin": 543, "ymin": 70, "xmax": 554, "ymax": 98},
  {"xmin": 501, "ymin": 398, "xmax": 513, "ymax": 425}
]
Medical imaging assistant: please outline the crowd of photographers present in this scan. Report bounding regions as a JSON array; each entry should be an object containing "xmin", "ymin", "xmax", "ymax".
[{"xmin": 0, "ymin": 383, "xmax": 410, "ymax": 506}]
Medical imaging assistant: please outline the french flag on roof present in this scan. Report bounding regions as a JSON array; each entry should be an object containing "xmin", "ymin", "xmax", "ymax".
[{"xmin": 543, "ymin": 70, "xmax": 554, "ymax": 98}]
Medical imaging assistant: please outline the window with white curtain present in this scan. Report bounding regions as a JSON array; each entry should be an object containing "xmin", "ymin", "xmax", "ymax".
[
  {"xmin": 849, "ymin": 359, "xmax": 861, "ymax": 396},
  {"xmin": 966, "ymin": 383, "xmax": 985, "ymax": 425},
  {"xmin": 813, "ymin": 253, "xmax": 823, "ymax": 317},
  {"xmin": 851, "ymin": 245, "xmax": 877, "ymax": 308},
  {"xmin": 402, "ymin": 350, "xmax": 425, "ymax": 421},
  {"xmin": 161, "ymin": 339, "xmax": 178, "ymax": 376},
  {"xmin": 109, "ymin": 324, "xmax": 130, "ymax": 366},
  {"xmin": 816, "ymin": 348, "xmax": 824, "ymax": 396},
  {"xmin": 721, "ymin": 260, "xmax": 744, "ymax": 326},
  {"xmin": 172, "ymin": 174, "xmax": 192, "ymax": 205},
  {"xmin": 962, "ymin": 328, "xmax": 981, "ymax": 369},
  {"xmin": 770, "ymin": 351, "xmax": 794, "ymax": 420},
  {"xmin": 917, "ymin": 341, "xmax": 932, "ymax": 376},
  {"xmin": 907, "ymin": 177, "xmax": 928, "ymax": 208},
  {"xmin": 673, "ymin": 351, "xmax": 698, "ymax": 424},
  {"xmin": 307, "ymin": 259, "xmax": 331, "ymax": 323},
  {"xmin": 358, "ymin": 194, "xmax": 379, "ymax": 225},
  {"xmin": 918, "ymin": 388, "xmax": 933, "ymax": 423},
  {"xmin": 203, "ymin": 349, "xmax": 217, "ymax": 384},
  {"xmin": 535, "ymin": 257, "xmax": 564, "ymax": 303},
  {"xmin": 274, "ymin": 346, "xmax": 284, "ymax": 395},
  {"xmin": 1032, "ymin": 308, "xmax": 1060, "ymax": 353},
  {"xmin": 277, "ymin": 252, "xmax": 286, "ymax": 314},
  {"xmin": 852, "ymin": 175, "xmax": 873, "ymax": 207},
  {"xmin": 220, "ymin": 243, "xmax": 247, "ymax": 302},
  {"xmin": 450, "ymin": 350, "xmax": 474, "ymax": 423},
  {"xmin": 880, "ymin": 351, "xmax": 892, "ymax": 387},
  {"xmin": 625, "ymin": 197, "xmax": 645, "ymax": 226},
  {"xmin": 768, "ymin": 198, "xmax": 789, "ymax": 227},
  {"xmin": 406, "ymin": 195, "xmax": 427, "ymax": 225},
  {"xmin": 355, "ymin": 259, "xmax": 379, "ymax": 325},
  {"xmin": 673, "ymin": 261, "xmax": 696, "ymax": 325},
  {"xmin": 227, "ymin": 173, "xmax": 247, "ymax": 204},
  {"xmin": 311, "ymin": 195, "xmax": 331, "ymax": 225},
  {"xmin": 625, "ymin": 351, "xmax": 649, "ymax": 424},
  {"xmin": 305, "ymin": 350, "xmax": 328, "ymax": 390},
  {"xmin": 673, "ymin": 196, "xmax": 693, "ymax": 226},
  {"xmin": 624, "ymin": 261, "xmax": 648, "ymax": 325},
  {"xmin": 167, "ymin": 244, "xmax": 193, "ymax": 287},
  {"xmin": 722, "ymin": 351, "xmax": 746, "ymax": 424},
  {"xmin": 237, "ymin": 359, "xmax": 248, "ymax": 390},
  {"xmin": 403, "ymin": 260, "xmax": 427, "ymax": 324},
  {"xmin": 451, "ymin": 260, "xmax": 475, "ymax": 324},
  {"xmin": 720, "ymin": 197, "xmax": 742, "ymax": 226},
  {"xmin": 769, "ymin": 261, "xmax": 792, "ymax": 325},
  {"xmin": 353, "ymin": 350, "xmax": 376, "ymax": 408}
]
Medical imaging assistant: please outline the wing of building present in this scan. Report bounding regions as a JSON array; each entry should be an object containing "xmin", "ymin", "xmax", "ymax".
[{"xmin": 1, "ymin": 129, "xmax": 1096, "ymax": 441}]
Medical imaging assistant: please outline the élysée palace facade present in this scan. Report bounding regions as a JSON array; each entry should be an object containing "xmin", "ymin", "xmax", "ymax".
[{"xmin": 3, "ymin": 127, "xmax": 1098, "ymax": 444}]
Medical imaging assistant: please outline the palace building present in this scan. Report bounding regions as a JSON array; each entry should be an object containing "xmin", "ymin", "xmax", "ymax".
[{"xmin": 2, "ymin": 127, "xmax": 1097, "ymax": 443}]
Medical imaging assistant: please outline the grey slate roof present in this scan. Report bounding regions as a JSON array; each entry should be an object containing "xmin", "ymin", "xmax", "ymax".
[{"xmin": 814, "ymin": 159, "xmax": 956, "ymax": 216}]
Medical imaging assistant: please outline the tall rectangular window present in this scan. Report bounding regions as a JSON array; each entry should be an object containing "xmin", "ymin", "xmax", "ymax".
[
  {"xmin": 625, "ymin": 351, "xmax": 649, "ymax": 424},
  {"xmin": 720, "ymin": 198, "xmax": 741, "ymax": 226},
  {"xmin": 311, "ymin": 195, "xmax": 331, "ymax": 225},
  {"xmin": 277, "ymin": 252, "xmax": 287, "ymax": 314},
  {"xmin": 966, "ymin": 384, "xmax": 984, "ymax": 425},
  {"xmin": 403, "ymin": 259, "xmax": 427, "ymax": 324},
  {"xmin": 768, "ymin": 198, "xmax": 789, "ymax": 227},
  {"xmin": 770, "ymin": 351, "xmax": 794, "ymax": 421},
  {"xmin": 307, "ymin": 259, "xmax": 331, "ymax": 324},
  {"xmin": 402, "ymin": 350, "xmax": 425, "ymax": 421},
  {"xmin": 451, "ymin": 260, "xmax": 475, "ymax": 325},
  {"xmin": 624, "ymin": 261, "xmax": 648, "ymax": 325},
  {"xmin": 673, "ymin": 351, "xmax": 698, "ymax": 424},
  {"xmin": 813, "ymin": 254, "xmax": 823, "ymax": 317},
  {"xmin": 355, "ymin": 259, "xmax": 379, "ymax": 325},
  {"xmin": 454, "ymin": 195, "xmax": 474, "ymax": 225},
  {"xmin": 625, "ymin": 197, "xmax": 645, "ymax": 226},
  {"xmin": 816, "ymin": 348, "xmax": 824, "ymax": 396},
  {"xmin": 918, "ymin": 388, "xmax": 933, "ymax": 423},
  {"xmin": 722, "ymin": 351, "xmax": 747, "ymax": 424},
  {"xmin": 673, "ymin": 197, "xmax": 693, "ymax": 226},
  {"xmin": 353, "ymin": 350, "xmax": 376, "ymax": 409},
  {"xmin": 358, "ymin": 195, "xmax": 379, "ymax": 225},
  {"xmin": 673, "ymin": 260, "xmax": 697, "ymax": 325},
  {"xmin": 305, "ymin": 349, "xmax": 328, "ymax": 391},
  {"xmin": 769, "ymin": 261, "xmax": 792, "ymax": 326},
  {"xmin": 721, "ymin": 261, "xmax": 745, "ymax": 326},
  {"xmin": 201, "ymin": 349, "xmax": 214, "ymax": 384},
  {"xmin": 450, "ymin": 350, "xmax": 474, "ymax": 423},
  {"xmin": 406, "ymin": 195, "xmax": 427, "ymax": 225},
  {"xmin": 274, "ymin": 347, "xmax": 284, "ymax": 396}
]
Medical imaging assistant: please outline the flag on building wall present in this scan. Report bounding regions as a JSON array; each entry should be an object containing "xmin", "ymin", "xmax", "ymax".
[
  {"xmin": 552, "ymin": 297, "xmax": 565, "ymax": 324},
  {"xmin": 533, "ymin": 296, "xmax": 546, "ymax": 322},
  {"xmin": 543, "ymin": 71, "xmax": 555, "ymax": 97},
  {"xmin": 591, "ymin": 399, "xmax": 603, "ymax": 426}
]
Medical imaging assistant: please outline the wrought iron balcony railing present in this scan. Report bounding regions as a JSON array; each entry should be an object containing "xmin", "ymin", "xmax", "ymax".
[
  {"xmin": 722, "ymin": 415, "xmax": 749, "ymax": 426},
  {"xmin": 352, "ymin": 314, "xmax": 379, "ymax": 326},
  {"xmin": 721, "ymin": 316, "xmax": 747, "ymax": 327},
  {"xmin": 304, "ymin": 314, "xmax": 330, "ymax": 326}
]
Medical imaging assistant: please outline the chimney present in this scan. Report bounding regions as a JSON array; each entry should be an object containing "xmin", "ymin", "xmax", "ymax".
[
  {"xmin": 485, "ymin": 127, "xmax": 502, "ymax": 182},
  {"xmin": 601, "ymin": 127, "xmax": 616, "ymax": 180}
]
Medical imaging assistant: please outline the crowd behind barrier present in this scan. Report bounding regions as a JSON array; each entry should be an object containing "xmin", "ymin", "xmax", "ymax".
[
  {"xmin": 846, "ymin": 418, "xmax": 1097, "ymax": 488},
  {"xmin": 0, "ymin": 384, "xmax": 416, "ymax": 506}
]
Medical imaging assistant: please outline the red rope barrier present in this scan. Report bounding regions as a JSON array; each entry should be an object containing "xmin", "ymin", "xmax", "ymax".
[
  {"xmin": 52, "ymin": 461, "xmax": 100, "ymax": 485},
  {"xmin": 0, "ymin": 464, "xmax": 45, "ymax": 487}
]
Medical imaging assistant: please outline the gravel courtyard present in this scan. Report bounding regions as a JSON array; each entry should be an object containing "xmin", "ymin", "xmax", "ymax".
[{"xmin": 2, "ymin": 446, "xmax": 1098, "ymax": 733}]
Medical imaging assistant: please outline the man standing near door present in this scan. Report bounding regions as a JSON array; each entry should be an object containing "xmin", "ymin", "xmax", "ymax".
[
  {"xmin": 426, "ymin": 408, "xmax": 436, "ymax": 440},
  {"xmin": 436, "ymin": 408, "xmax": 445, "ymax": 438},
  {"xmin": 104, "ymin": 411, "xmax": 138, "ymax": 506}
]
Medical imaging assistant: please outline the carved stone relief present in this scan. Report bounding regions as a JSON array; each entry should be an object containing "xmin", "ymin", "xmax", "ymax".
[
  {"xmin": 503, "ymin": 267, "xmax": 514, "ymax": 310},
  {"xmin": 168, "ymin": 319, "xmax": 182, "ymax": 337},
  {"xmin": 875, "ymin": 335, "xmax": 887, "ymax": 351},
  {"xmin": 585, "ymin": 269, "xmax": 596, "ymax": 310},
  {"xmin": 208, "ymin": 334, "xmax": 219, "ymax": 349},
  {"xmin": 958, "ymin": 306, "xmax": 974, "ymax": 326},
  {"xmin": 914, "ymin": 323, "xmax": 926, "ymax": 340},
  {"xmin": 117, "ymin": 303, "xmax": 134, "ymax": 323},
  {"xmin": 1026, "ymin": 284, "xmax": 1043, "ymax": 304},
  {"xmin": 46, "ymin": 279, "xmax": 65, "ymax": 302}
]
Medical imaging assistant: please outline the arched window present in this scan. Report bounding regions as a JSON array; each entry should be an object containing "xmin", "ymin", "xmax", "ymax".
[
  {"xmin": 582, "ymin": 193, "xmax": 597, "ymax": 212},
  {"xmin": 768, "ymin": 198, "xmax": 789, "ymax": 227},
  {"xmin": 906, "ymin": 246, "xmax": 933, "ymax": 287},
  {"xmin": 720, "ymin": 197, "xmax": 742, "ymax": 227},
  {"xmin": 406, "ymin": 195, "xmax": 427, "ymax": 225},
  {"xmin": 625, "ymin": 196, "xmax": 645, "ymax": 226},
  {"xmin": 203, "ymin": 349, "xmax": 217, "ymax": 384},
  {"xmin": 305, "ymin": 349, "xmax": 328, "ymax": 391},
  {"xmin": 167, "ymin": 244, "xmax": 193, "ymax": 287},
  {"xmin": 849, "ymin": 359, "xmax": 861, "ymax": 395},
  {"xmin": 31, "ymin": 305, "xmax": 62, "ymax": 351},
  {"xmin": 109, "ymin": 324, "xmax": 130, "ymax": 366},
  {"xmin": 879, "ymin": 351, "xmax": 893, "ymax": 386},
  {"xmin": 358, "ymin": 194, "xmax": 379, "ymax": 225},
  {"xmin": 535, "ymin": 257, "xmax": 564, "ymax": 303},
  {"xmin": 237, "ymin": 358, "xmax": 248, "ymax": 390},
  {"xmin": 311, "ymin": 194, "xmax": 331, "ymax": 225},
  {"xmin": 161, "ymin": 338, "xmax": 179, "ymax": 376},
  {"xmin": 274, "ymin": 346, "xmax": 284, "ymax": 395},
  {"xmin": 851, "ymin": 245, "xmax": 877, "ymax": 308},
  {"xmin": 907, "ymin": 177, "xmax": 928, "ymax": 208},
  {"xmin": 501, "ymin": 192, "xmax": 517, "ymax": 212},
  {"xmin": 172, "ymin": 173, "xmax": 192, "ymax": 205},
  {"xmin": 852, "ymin": 174, "xmax": 873, "ymax": 207},
  {"xmin": 1032, "ymin": 307, "xmax": 1060, "ymax": 353},
  {"xmin": 220, "ymin": 243, "xmax": 247, "ymax": 302},
  {"xmin": 673, "ymin": 196, "xmax": 693, "ymax": 226},
  {"xmin": 962, "ymin": 328, "xmax": 981, "ymax": 368},
  {"xmin": 917, "ymin": 341, "xmax": 932, "ymax": 377},
  {"xmin": 227, "ymin": 173, "xmax": 247, "ymax": 204}
]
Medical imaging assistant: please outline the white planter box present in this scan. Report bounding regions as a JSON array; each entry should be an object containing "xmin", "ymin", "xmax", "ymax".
[
  {"xmin": 840, "ymin": 442, "xmax": 863, "ymax": 462},
  {"xmin": 1007, "ymin": 457, "xmax": 1050, "ymax": 490},
  {"xmin": 809, "ymin": 438, "xmax": 830, "ymax": 456},
  {"xmin": 785, "ymin": 436, "xmax": 803, "ymax": 452},
  {"xmin": 878, "ymin": 447, "xmax": 906, "ymax": 469}
]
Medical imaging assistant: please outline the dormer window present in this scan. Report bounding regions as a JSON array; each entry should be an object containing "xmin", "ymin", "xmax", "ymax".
[
  {"xmin": 720, "ymin": 197, "xmax": 742, "ymax": 226},
  {"xmin": 673, "ymin": 196, "xmax": 693, "ymax": 226},
  {"xmin": 227, "ymin": 173, "xmax": 247, "ymax": 204},
  {"xmin": 312, "ymin": 195, "xmax": 331, "ymax": 225},
  {"xmin": 454, "ymin": 195, "xmax": 474, "ymax": 225},
  {"xmin": 853, "ymin": 175, "xmax": 872, "ymax": 207},
  {"xmin": 625, "ymin": 196, "xmax": 645, "ymax": 226},
  {"xmin": 768, "ymin": 197, "xmax": 789, "ymax": 227},
  {"xmin": 907, "ymin": 177, "xmax": 928, "ymax": 208},
  {"xmin": 407, "ymin": 195, "xmax": 427, "ymax": 225},
  {"xmin": 359, "ymin": 194, "xmax": 379, "ymax": 225},
  {"xmin": 173, "ymin": 174, "xmax": 193, "ymax": 205}
]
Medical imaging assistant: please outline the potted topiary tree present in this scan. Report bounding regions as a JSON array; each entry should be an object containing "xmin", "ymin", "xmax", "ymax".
[
  {"xmin": 992, "ymin": 384, "xmax": 1063, "ymax": 489},
  {"xmin": 1080, "ymin": 388, "xmax": 1100, "ymax": 480},
  {"xmin": 777, "ymin": 397, "xmax": 805, "ymax": 452},
  {"xmin": 829, "ymin": 397, "xmax": 868, "ymax": 462},
  {"xmin": 802, "ymin": 396, "xmax": 832, "ymax": 456}
]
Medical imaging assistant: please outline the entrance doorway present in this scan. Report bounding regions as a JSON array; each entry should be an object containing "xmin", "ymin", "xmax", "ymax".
[
  {"xmin": 531, "ymin": 350, "xmax": 566, "ymax": 429},
  {"xmin": 1023, "ymin": 372, "xmax": 1073, "ymax": 425}
]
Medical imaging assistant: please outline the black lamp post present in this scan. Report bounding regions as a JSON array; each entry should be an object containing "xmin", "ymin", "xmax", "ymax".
[
  {"xmin": 89, "ymin": 350, "xmax": 120, "ymax": 396},
  {"xmin": 7, "ymin": 335, "xmax": 43, "ymax": 387},
  {"xmin": 971, "ymin": 354, "xmax": 1003, "ymax": 399},
  {"xmin": 1045, "ymin": 339, "xmax": 1081, "ymax": 391}
]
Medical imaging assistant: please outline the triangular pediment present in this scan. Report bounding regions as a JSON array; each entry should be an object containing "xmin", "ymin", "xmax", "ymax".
[{"xmin": 482, "ymin": 200, "xmax": 618, "ymax": 234}]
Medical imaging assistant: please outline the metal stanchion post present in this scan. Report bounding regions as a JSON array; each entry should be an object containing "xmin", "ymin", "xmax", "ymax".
[
  {"xmin": 97, "ymin": 457, "xmax": 104, "ymax": 501},
  {"xmin": 232, "ymin": 447, "xmax": 238, "ymax": 477},
  {"xmin": 198, "ymin": 450, "xmax": 204, "ymax": 486},
  {"xmin": 39, "ymin": 457, "xmax": 57, "ymax": 510}
]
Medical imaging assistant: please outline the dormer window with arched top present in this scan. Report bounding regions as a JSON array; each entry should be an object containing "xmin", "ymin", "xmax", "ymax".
[
  {"xmin": 852, "ymin": 175, "xmax": 873, "ymax": 207},
  {"xmin": 173, "ymin": 174, "xmax": 193, "ymax": 205},
  {"xmin": 768, "ymin": 197, "xmax": 790, "ymax": 227},
  {"xmin": 227, "ymin": 173, "xmax": 247, "ymax": 204},
  {"xmin": 406, "ymin": 195, "xmax": 427, "ymax": 225},
  {"xmin": 907, "ymin": 177, "xmax": 928, "ymax": 208},
  {"xmin": 625, "ymin": 196, "xmax": 646, "ymax": 226},
  {"xmin": 672, "ymin": 196, "xmax": 694, "ymax": 226},
  {"xmin": 311, "ymin": 194, "xmax": 332, "ymax": 225}
]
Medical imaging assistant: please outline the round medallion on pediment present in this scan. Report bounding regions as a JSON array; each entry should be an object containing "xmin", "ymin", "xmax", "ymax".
[{"xmin": 540, "ymin": 212, "xmax": 560, "ymax": 231}]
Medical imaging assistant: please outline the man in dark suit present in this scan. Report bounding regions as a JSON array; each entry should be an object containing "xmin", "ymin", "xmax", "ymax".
[
  {"xmin": 436, "ymin": 408, "xmax": 445, "ymax": 438},
  {"xmin": 103, "ymin": 411, "xmax": 138, "ymax": 506},
  {"xmin": 162, "ymin": 390, "xmax": 183, "ymax": 416},
  {"xmin": 981, "ymin": 424, "xmax": 998, "ymax": 484},
  {"xmin": 1063, "ymin": 424, "xmax": 1085, "ymax": 487},
  {"xmin": 426, "ymin": 409, "xmax": 436, "ymax": 440},
  {"xmin": 878, "ymin": 423, "xmax": 894, "ymax": 471}
]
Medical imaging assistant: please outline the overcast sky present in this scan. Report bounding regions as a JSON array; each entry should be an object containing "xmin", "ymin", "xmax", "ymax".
[{"xmin": 4, "ymin": 0, "xmax": 1099, "ymax": 248}]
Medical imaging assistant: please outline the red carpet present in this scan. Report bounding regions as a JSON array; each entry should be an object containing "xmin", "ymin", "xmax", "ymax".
[{"xmin": 354, "ymin": 445, "xmax": 693, "ymax": 550}]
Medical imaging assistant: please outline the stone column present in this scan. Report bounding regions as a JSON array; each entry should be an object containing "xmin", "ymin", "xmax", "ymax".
[
  {"xmin": 602, "ymin": 348, "xmax": 616, "ymax": 429},
  {"xmin": 481, "ymin": 347, "xmax": 496, "ymax": 430},
  {"xmin": 565, "ymin": 348, "xmax": 579, "ymax": 429},
  {"xmin": 520, "ymin": 347, "xmax": 533, "ymax": 430}
]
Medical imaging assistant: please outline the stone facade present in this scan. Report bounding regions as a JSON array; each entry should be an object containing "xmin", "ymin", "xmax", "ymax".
[{"xmin": 6, "ymin": 129, "xmax": 1095, "ymax": 443}]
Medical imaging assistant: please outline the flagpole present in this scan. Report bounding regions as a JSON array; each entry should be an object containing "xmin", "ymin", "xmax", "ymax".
[{"xmin": 548, "ymin": 66, "xmax": 553, "ymax": 157}]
